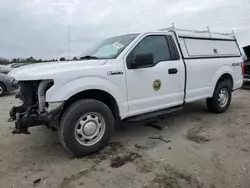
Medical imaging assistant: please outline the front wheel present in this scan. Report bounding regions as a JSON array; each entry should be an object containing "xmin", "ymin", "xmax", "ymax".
[
  {"xmin": 58, "ymin": 99, "xmax": 114, "ymax": 157},
  {"xmin": 206, "ymin": 81, "xmax": 232, "ymax": 113}
]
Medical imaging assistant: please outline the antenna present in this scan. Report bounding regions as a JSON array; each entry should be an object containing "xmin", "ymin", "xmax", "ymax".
[
  {"xmin": 232, "ymin": 29, "xmax": 236, "ymax": 37},
  {"xmin": 172, "ymin": 22, "xmax": 176, "ymax": 31},
  {"xmin": 207, "ymin": 26, "xmax": 212, "ymax": 38},
  {"xmin": 68, "ymin": 24, "xmax": 71, "ymax": 59}
]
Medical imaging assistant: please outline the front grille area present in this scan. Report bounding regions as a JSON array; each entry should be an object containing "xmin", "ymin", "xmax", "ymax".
[{"xmin": 19, "ymin": 81, "xmax": 38, "ymax": 106}]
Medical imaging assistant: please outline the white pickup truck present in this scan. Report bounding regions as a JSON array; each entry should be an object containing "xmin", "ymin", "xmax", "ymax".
[{"xmin": 8, "ymin": 28, "xmax": 243, "ymax": 157}]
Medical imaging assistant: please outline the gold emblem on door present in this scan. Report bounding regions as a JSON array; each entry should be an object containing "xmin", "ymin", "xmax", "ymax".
[{"xmin": 153, "ymin": 79, "xmax": 161, "ymax": 91}]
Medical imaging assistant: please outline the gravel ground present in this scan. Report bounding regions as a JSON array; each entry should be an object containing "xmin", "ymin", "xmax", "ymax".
[{"xmin": 0, "ymin": 89, "xmax": 250, "ymax": 188}]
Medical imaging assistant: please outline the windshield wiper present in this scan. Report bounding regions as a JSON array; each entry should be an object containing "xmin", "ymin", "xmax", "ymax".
[{"xmin": 80, "ymin": 55, "xmax": 99, "ymax": 60}]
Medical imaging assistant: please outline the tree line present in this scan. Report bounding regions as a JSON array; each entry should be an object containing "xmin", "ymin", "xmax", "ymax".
[{"xmin": 0, "ymin": 56, "xmax": 78, "ymax": 65}]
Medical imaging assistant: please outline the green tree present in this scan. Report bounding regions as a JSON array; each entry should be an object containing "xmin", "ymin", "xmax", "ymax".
[
  {"xmin": 26, "ymin": 56, "xmax": 36, "ymax": 62},
  {"xmin": 60, "ymin": 57, "xmax": 66, "ymax": 61},
  {"xmin": 12, "ymin": 58, "xmax": 17, "ymax": 63}
]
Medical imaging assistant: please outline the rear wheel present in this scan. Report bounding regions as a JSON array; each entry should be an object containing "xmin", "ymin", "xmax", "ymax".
[
  {"xmin": 206, "ymin": 80, "xmax": 232, "ymax": 113},
  {"xmin": 0, "ymin": 83, "xmax": 6, "ymax": 97},
  {"xmin": 58, "ymin": 99, "xmax": 114, "ymax": 157}
]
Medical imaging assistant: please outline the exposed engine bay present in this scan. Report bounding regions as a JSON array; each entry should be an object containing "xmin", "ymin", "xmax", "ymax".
[{"xmin": 9, "ymin": 80, "xmax": 64, "ymax": 134}]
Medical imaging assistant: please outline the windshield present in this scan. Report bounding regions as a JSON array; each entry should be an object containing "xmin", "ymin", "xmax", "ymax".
[{"xmin": 80, "ymin": 34, "xmax": 139, "ymax": 59}]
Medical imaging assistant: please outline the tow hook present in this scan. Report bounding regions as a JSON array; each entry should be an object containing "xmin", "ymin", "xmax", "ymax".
[
  {"xmin": 7, "ymin": 117, "xmax": 14, "ymax": 122},
  {"xmin": 12, "ymin": 113, "xmax": 31, "ymax": 135},
  {"xmin": 8, "ymin": 109, "xmax": 15, "ymax": 122},
  {"xmin": 9, "ymin": 106, "xmax": 31, "ymax": 135}
]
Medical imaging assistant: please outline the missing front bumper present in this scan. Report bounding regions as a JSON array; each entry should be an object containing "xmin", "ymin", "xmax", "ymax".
[{"xmin": 9, "ymin": 102, "xmax": 64, "ymax": 134}]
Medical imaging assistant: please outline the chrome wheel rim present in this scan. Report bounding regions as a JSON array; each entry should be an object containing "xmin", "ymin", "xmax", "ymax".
[
  {"xmin": 0, "ymin": 86, "xmax": 3, "ymax": 95},
  {"xmin": 75, "ymin": 112, "xmax": 105, "ymax": 146},
  {"xmin": 218, "ymin": 88, "xmax": 229, "ymax": 108}
]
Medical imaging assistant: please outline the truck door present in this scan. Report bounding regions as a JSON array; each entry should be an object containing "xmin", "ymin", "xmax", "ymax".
[{"xmin": 125, "ymin": 34, "xmax": 185, "ymax": 116}]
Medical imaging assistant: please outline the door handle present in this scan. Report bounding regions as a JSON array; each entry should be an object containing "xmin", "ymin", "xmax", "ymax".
[{"xmin": 168, "ymin": 68, "xmax": 178, "ymax": 74}]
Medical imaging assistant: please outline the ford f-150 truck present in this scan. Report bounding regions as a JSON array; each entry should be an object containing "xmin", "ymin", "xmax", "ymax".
[{"xmin": 8, "ymin": 28, "xmax": 243, "ymax": 157}]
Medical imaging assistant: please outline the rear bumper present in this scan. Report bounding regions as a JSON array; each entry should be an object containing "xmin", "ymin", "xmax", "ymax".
[
  {"xmin": 243, "ymin": 78, "xmax": 250, "ymax": 83},
  {"xmin": 243, "ymin": 74, "xmax": 250, "ymax": 83}
]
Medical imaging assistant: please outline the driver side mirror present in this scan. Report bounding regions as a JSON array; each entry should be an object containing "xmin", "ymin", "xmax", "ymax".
[{"xmin": 132, "ymin": 53, "xmax": 154, "ymax": 68}]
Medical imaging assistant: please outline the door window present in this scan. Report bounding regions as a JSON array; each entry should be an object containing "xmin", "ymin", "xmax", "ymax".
[{"xmin": 127, "ymin": 35, "xmax": 171, "ymax": 65}]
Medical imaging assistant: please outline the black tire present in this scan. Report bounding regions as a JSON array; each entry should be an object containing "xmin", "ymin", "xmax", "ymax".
[
  {"xmin": 0, "ymin": 83, "xmax": 6, "ymax": 97},
  {"xmin": 206, "ymin": 80, "xmax": 232, "ymax": 113},
  {"xmin": 58, "ymin": 99, "xmax": 114, "ymax": 157}
]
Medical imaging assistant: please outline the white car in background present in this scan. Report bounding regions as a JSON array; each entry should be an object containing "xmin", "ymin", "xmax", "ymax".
[
  {"xmin": 0, "ymin": 73, "xmax": 17, "ymax": 96},
  {"xmin": 0, "ymin": 65, "xmax": 12, "ymax": 74}
]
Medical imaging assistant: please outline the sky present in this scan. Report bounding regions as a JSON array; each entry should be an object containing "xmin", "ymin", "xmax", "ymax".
[{"xmin": 0, "ymin": 0, "xmax": 249, "ymax": 59}]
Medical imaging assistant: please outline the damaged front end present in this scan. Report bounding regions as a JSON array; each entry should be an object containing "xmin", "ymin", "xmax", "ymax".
[{"xmin": 9, "ymin": 80, "xmax": 64, "ymax": 134}]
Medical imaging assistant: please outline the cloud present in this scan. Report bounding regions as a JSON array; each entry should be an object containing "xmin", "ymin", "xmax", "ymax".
[{"xmin": 0, "ymin": 0, "xmax": 249, "ymax": 59}]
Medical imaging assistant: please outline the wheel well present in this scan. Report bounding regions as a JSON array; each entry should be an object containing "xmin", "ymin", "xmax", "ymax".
[
  {"xmin": 217, "ymin": 73, "xmax": 233, "ymax": 90},
  {"xmin": 61, "ymin": 89, "xmax": 120, "ymax": 120},
  {"xmin": 0, "ymin": 82, "xmax": 6, "ymax": 92}
]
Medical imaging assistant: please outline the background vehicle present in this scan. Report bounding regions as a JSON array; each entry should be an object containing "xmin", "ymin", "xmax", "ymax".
[
  {"xmin": 0, "ymin": 65, "xmax": 12, "ymax": 74},
  {"xmin": 243, "ymin": 45, "xmax": 250, "ymax": 84},
  {"xmin": 10, "ymin": 62, "xmax": 32, "ymax": 69},
  {"xmin": 0, "ymin": 73, "xmax": 17, "ymax": 96},
  {"xmin": 8, "ymin": 28, "xmax": 243, "ymax": 157}
]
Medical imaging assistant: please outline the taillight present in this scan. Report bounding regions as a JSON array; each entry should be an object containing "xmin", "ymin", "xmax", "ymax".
[{"xmin": 241, "ymin": 62, "xmax": 244, "ymax": 75}]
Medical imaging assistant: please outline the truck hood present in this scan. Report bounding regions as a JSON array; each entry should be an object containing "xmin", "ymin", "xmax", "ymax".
[{"xmin": 8, "ymin": 60, "xmax": 107, "ymax": 81}]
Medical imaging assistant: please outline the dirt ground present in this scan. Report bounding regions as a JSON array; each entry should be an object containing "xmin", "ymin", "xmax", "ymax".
[{"xmin": 0, "ymin": 89, "xmax": 250, "ymax": 188}]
